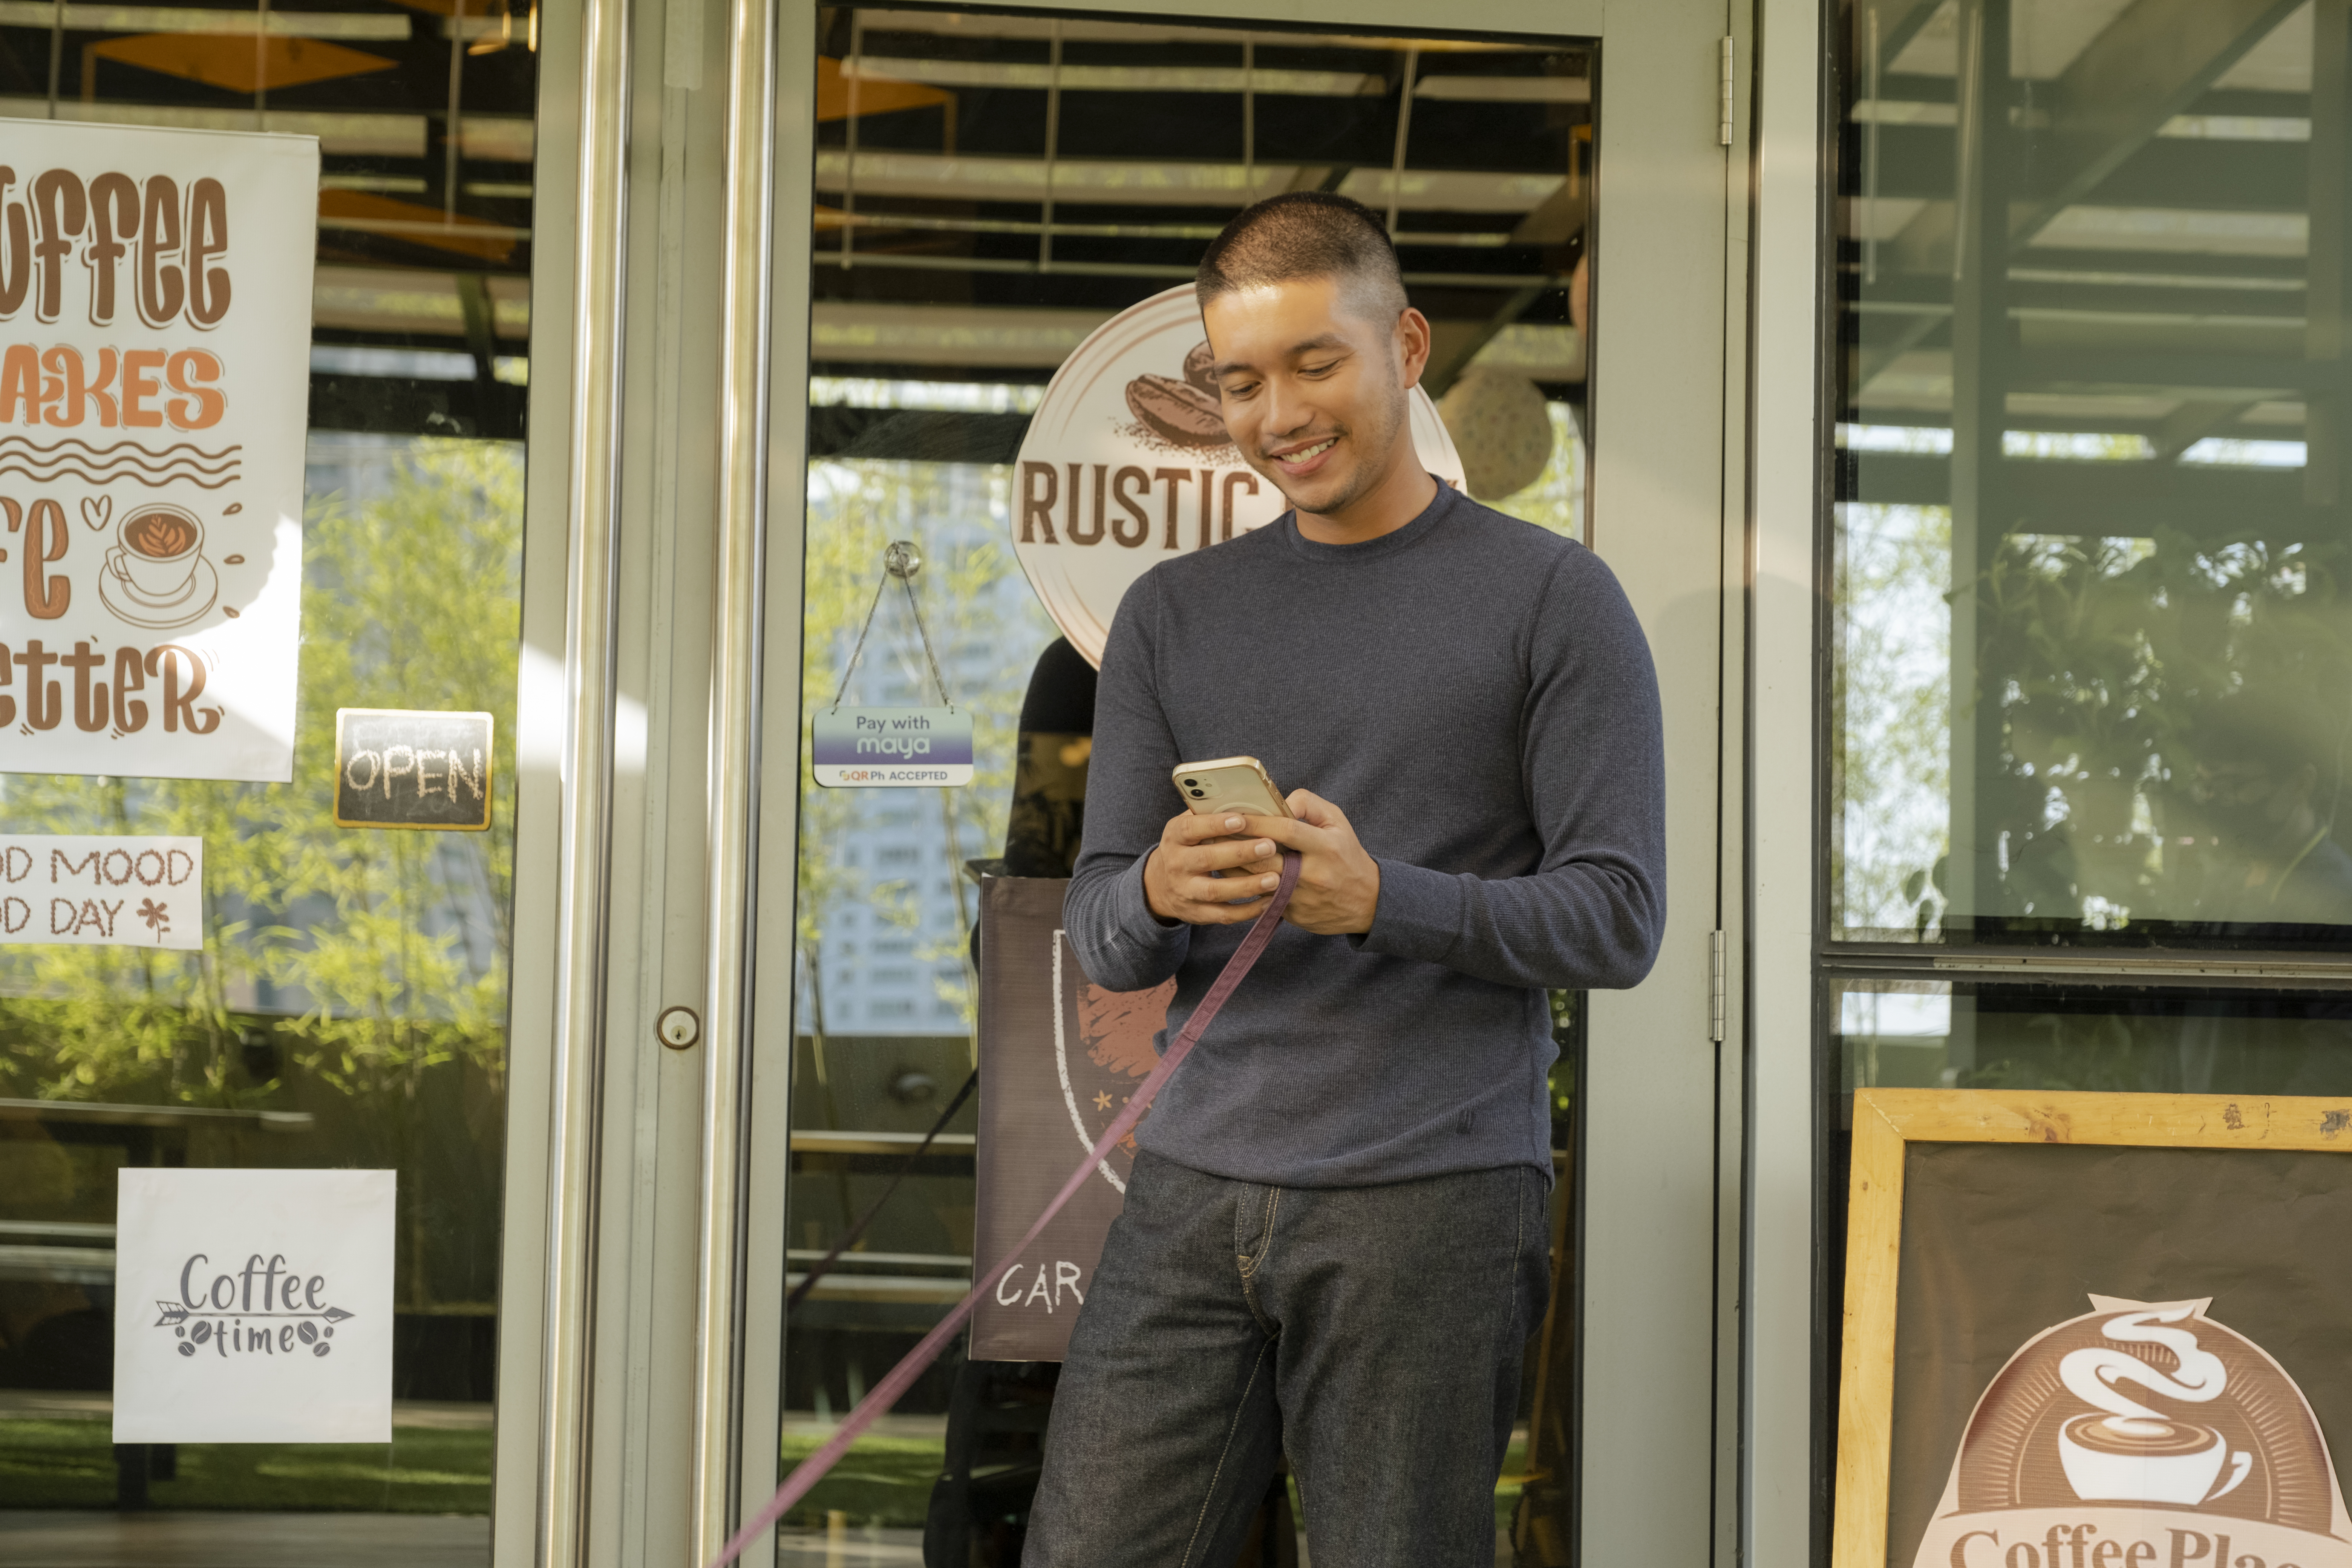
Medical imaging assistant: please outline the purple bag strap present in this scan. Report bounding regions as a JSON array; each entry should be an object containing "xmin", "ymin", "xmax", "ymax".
[{"xmin": 709, "ymin": 849, "xmax": 1303, "ymax": 1567}]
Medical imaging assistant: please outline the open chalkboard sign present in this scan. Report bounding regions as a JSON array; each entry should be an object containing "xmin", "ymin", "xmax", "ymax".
[
  {"xmin": 333, "ymin": 709, "xmax": 495, "ymax": 831},
  {"xmin": 1834, "ymin": 1090, "xmax": 2352, "ymax": 1568}
]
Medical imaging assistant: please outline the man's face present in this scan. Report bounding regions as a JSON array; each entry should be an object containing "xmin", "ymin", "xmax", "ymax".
[{"xmin": 1200, "ymin": 276, "xmax": 1429, "ymax": 518}]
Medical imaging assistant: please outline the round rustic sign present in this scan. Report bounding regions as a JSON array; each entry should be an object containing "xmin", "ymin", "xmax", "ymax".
[{"xmin": 1011, "ymin": 285, "xmax": 1465, "ymax": 668}]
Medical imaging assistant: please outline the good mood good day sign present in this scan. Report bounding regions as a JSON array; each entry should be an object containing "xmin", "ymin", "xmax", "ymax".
[
  {"xmin": 0, "ymin": 118, "xmax": 317, "ymax": 782},
  {"xmin": 114, "ymin": 1168, "xmax": 395, "ymax": 1444}
]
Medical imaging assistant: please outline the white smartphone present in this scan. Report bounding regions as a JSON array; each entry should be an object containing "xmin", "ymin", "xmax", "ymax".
[{"xmin": 1173, "ymin": 756, "xmax": 1291, "ymax": 821}]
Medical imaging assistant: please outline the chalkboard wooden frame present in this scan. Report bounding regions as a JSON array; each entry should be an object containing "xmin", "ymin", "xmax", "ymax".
[
  {"xmin": 1832, "ymin": 1089, "xmax": 2352, "ymax": 1568},
  {"xmin": 332, "ymin": 708, "xmax": 496, "ymax": 832}
]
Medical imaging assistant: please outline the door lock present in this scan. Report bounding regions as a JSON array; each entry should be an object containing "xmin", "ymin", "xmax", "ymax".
[{"xmin": 657, "ymin": 1006, "xmax": 701, "ymax": 1050}]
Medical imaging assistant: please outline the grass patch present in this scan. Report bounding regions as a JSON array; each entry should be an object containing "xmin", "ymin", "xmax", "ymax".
[
  {"xmin": 778, "ymin": 1429, "xmax": 941, "ymax": 1531},
  {"xmin": 771, "ymin": 1431, "xmax": 1530, "ymax": 1534},
  {"xmin": 0, "ymin": 1417, "xmax": 491, "ymax": 1513}
]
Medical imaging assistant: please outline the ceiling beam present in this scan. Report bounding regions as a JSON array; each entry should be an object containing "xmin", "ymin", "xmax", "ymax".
[
  {"xmin": 1873, "ymin": 0, "xmax": 2304, "ymax": 277},
  {"xmin": 2021, "ymin": 0, "xmax": 2308, "ymax": 240}
]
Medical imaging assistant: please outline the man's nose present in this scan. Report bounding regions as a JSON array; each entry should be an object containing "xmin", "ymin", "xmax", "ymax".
[{"xmin": 1259, "ymin": 375, "xmax": 1313, "ymax": 439}]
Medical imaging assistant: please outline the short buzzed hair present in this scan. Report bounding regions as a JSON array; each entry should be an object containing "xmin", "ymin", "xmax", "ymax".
[{"xmin": 1194, "ymin": 191, "xmax": 1410, "ymax": 326}]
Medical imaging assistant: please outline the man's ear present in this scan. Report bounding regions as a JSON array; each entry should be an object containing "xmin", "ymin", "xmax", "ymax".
[{"xmin": 1396, "ymin": 306, "xmax": 1433, "ymax": 391}]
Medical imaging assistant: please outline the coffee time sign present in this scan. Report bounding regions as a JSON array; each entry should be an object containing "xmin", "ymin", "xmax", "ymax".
[
  {"xmin": 114, "ymin": 1168, "xmax": 395, "ymax": 1444},
  {"xmin": 0, "ymin": 119, "xmax": 318, "ymax": 781}
]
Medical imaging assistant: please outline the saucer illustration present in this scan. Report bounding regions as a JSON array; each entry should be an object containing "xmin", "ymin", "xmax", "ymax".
[{"xmin": 98, "ymin": 556, "xmax": 219, "ymax": 630}]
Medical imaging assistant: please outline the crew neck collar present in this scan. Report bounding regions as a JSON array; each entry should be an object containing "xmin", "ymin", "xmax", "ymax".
[{"xmin": 1278, "ymin": 478, "xmax": 1458, "ymax": 562}]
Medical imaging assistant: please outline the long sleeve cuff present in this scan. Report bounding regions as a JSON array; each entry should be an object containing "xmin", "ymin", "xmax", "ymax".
[
  {"xmin": 1354, "ymin": 856, "xmax": 1465, "ymax": 965},
  {"xmin": 1112, "ymin": 852, "xmax": 1190, "ymax": 956}
]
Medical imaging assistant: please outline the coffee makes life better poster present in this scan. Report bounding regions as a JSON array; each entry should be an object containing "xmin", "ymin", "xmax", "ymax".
[{"xmin": 0, "ymin": 119, "xmax": 318, "ymax": 782}]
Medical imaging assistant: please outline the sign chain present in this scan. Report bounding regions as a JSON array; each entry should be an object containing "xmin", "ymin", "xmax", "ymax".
[{"xmin": 827, "ymin": 541, "xmax": 957, "ymax": 714}]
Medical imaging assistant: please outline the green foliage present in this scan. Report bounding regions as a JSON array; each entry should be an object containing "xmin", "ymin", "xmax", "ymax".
[
  {"xmin": 273, "ymin": 442, "xmax": 520, "ymax": 1106},
  {"xmin": 1972, "ymin": 528, "xmax": 2352, "ymax": 927},
  {"xmin": 0, "ymin": 443, "xmax": 520, "ymax": 1320},
  {"xmin": 1833, "ymin": 504, "xmax": 1953, "ymax": 936},
  {"xmin": 0, "ymin": 1416, "xmax": 490, "ymax": 1513},
  {"xmin": 796, "ymin": 461, "xmax": 1044, "ymax": 1053},
  {"xmin": 0, "ymin": 443, "xmax": 520, "ymax": 1109}
]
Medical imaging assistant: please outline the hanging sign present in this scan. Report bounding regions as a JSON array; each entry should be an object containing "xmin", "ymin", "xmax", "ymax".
[
  {"xmin": 0, "ymin": 833, "xmax": 202, "ymax": 949},
  {"xmin": 0, "ymin": 118, "xmax": 319, "ymax": 782},
  {"xmin": 1010, "ymin": 284, "xmax": 1465, "ymax": 667},
  {"xmin": 971, "ymin": 875, "xmax": 1173, "ymax": 1361},
  {"xmin": 1836, "ymin": 1089, "xmax": 2352, "ymax": 1568},
  {"xmin": 813, "ymin": 541, "xmax": 977, "ymax": 788},
  {"xmin": 333, "ymin": 708, "xmax": 495, "ymax": 830},
  {"xmin": 113, "ymin": 1167, "xmax": 396, "ymax": 1444},
  {"xmin": 812, "ymin": 706, "xmax": 974, "ymax": 788}
]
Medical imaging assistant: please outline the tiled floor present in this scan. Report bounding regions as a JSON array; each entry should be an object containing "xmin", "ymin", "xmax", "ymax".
[
  {"xmin": 1, "ymin": 1508, "xmax": 1510, "ymax": 1564},
  {"xmin": 770, "ymin": 1523, "xmax": 1520, "ymax": 1565},
  {"xmin": 0, "ymin": 1511, "xmax": 491, "ymax": 1568}
]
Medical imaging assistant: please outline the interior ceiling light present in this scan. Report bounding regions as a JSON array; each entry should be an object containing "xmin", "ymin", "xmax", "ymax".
[
  {"xmin": 316, "ymin": 191, "xmax": 525, "ymax": 264},
  {"xmin": 92, "ymin": 34, "xmax": 398, "ymax": 94},
  {"xmin": 0, "ymin": 2, "xmax": 407, "ymax": 36}
]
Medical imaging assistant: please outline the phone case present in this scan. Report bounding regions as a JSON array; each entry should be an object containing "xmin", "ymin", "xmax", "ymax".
[{"xmin": 1172, "ymin": 756, "xmax": 1290, "ymax": 819}]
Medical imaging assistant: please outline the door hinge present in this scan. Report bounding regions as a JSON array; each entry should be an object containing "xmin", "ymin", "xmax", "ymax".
[
  {"xmin": 1709, "ymin": 929, "xmax": 1727, "ymax": 1042},
  {"xmin": 1718, "ymin": 36, "xmax": 1735, "ymax": 146}
]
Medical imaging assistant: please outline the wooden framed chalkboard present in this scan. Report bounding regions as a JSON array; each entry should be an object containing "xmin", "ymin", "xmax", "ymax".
[
  {"xmin": 1835, "ymin": 1090, "xmax": 2352, "ymax": 1568},
  {"xmin": 333, "ymin": 709, "xmax": 495, "ymax": 831}
]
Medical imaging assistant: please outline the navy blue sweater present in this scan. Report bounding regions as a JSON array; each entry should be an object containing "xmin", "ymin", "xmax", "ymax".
[{"xmin": 1063, "ymin": 482, "xmax": 1666, "ymax": 1187}]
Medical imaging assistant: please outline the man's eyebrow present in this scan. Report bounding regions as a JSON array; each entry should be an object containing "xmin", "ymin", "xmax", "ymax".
[{"xmin": 1211, "ymin": 335, "xmax": 1355, "ymax": 379}]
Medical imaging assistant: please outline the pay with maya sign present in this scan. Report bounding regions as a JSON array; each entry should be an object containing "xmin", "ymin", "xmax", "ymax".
[{"xmin": 0, "ymin": 118, "xmax": 317, "ymax": 782}]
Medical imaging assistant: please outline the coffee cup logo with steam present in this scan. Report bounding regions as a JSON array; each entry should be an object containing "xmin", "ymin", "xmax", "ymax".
[
  {"xmin": 99, "ymin": 502, "xmax": 223, "ymax": 629},
  {"xmin": 1910, "ymin": 1297, "xmax": 2352, "ymax": 1568},
  {"xmin": 2057, "ymin": 1309, "xmax": 2250, "ymax": 1507}
]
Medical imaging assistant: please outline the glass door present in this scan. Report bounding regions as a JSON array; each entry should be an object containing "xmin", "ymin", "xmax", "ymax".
[
  {"xmin": 745, "ymin": 0, "xmax": 1741, "ymax": 1562},
  {"xmin": 0, "ymin": 3, "xmax": 541, "ymax": 1562}
]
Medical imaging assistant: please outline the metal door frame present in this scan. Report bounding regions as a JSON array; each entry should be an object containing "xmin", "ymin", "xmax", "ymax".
[
  {"xmin": 497, "ymin": 0, "xmax": 1771, "ymax": 1561},
  {"xmin": 732, "ymin": 2, "xmax": 1753, "ymax": 1563}
]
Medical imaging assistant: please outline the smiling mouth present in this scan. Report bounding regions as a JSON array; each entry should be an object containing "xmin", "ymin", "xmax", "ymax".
[{"xmin": 1272, "ymin": 437, "xmax": 1338, "ymax": 468}]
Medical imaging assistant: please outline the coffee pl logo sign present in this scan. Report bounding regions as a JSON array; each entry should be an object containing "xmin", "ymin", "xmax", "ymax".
[
  {"xmin": 1913, "ymin": 1297, "xmax": 2352, "ymax": 1568},
  {"xmin": 113, "ymin": 1168, "xmax": 395, "ymax": 1444},
  {"xmin": 0, "ymin": 118, "xmax": 318, "ymax": 782},
  {"xmin": 1011, "ymin": 285, "xmax": 1464, "ymax": 668}
]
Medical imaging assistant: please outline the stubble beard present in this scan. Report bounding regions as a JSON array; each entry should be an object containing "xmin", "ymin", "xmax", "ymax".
[{"xmin": 1257, "ymin": 375, "xmax": 1412, "ymax": 521}]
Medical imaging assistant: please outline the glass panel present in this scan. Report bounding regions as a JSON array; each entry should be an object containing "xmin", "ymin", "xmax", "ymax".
[
  {"xmin": 0, "ymin": 8, "xmax": 537, "ymax": 1554},
  {"xmin": 787, "ymin": 10, "xmax": 1591, "ymax": 1561},
  {"xmin": 1823, "ymin": 974, "xmax": 2352, "ymax": 1564},
  {"xmin": 1837, "ymin": 976, "xmax": 2352, "ymax": 1103},
  {"xmin": 1832, "ymin": 0, "xmax": 2350, "ymax": 948}
]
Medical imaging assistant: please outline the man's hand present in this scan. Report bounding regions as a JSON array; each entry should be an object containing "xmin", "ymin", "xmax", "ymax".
[
  {"xmin": 1142, "ymin": 790, "xmax": 1382, "ymax": 934},
  {"xmin": 1144, "ymin": 810, "xmax": 1286, "ymax": 926},
  {"xmin": 1252, "ymin": 790, "xmax": 1381, "ymax": 935}
]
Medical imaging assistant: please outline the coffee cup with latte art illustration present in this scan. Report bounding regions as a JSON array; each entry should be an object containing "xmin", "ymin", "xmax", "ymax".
[
  {"xmin": 108, "ymin": 505, "xmax": 206, "ymax": 600},
  {"xmin": 2058, "ymin": 1413, "xmax": 2251, "ymax": 1505}
]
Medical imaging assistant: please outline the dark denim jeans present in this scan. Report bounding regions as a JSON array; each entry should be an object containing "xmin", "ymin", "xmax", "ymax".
[{"xmin": 1024, "ymin": 1149, "xmax": 1551, "ymax": 1568}]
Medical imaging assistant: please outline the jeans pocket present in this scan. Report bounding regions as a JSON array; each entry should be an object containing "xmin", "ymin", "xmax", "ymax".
[{"xmin": 1231, "ymin": 1181, "xmax": 1279, "ymax": 1277}]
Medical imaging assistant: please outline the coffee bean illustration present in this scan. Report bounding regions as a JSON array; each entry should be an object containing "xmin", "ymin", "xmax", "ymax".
[
  {"xmin": 1182, "ymin": 339, "xmax": 1216, "ymax": 394},
  {"xmin": 1125, "ymin": 374, "xmax": 1228, "ymax": 448}
]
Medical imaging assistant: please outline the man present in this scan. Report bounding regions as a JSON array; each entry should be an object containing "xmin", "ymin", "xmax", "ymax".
[{"xmin": 1026, "ymin": 192, "xmax": 1666, "ymax": 1566}]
